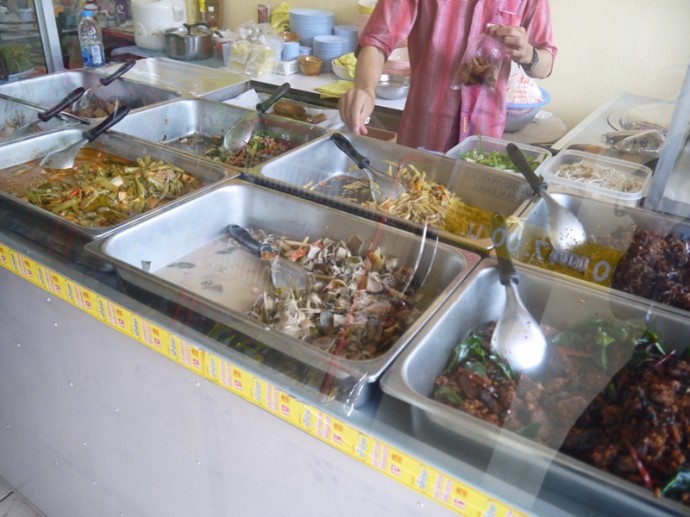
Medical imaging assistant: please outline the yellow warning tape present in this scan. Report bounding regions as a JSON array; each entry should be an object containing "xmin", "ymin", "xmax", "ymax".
[{"xmin": 0, "ymin": 241, "xmax": 527, "ymax": 516}]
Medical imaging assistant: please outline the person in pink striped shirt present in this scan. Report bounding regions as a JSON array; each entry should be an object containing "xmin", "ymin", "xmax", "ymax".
[{"xmin": 338, "ymin": 0, "xmax": 557, "ymax": 153}]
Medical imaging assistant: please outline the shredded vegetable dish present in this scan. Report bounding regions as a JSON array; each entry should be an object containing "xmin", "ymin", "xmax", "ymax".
[
  {"xmin": 0, "ymin": 148, "xmax": 202, "ymax": 228},
  {"xmin": 309, "ymin": 163, "xmax": 494, "ymax": 239},
  {"xmin": 551, "ymin": 161, "xmax": 643, "ymax": 193}
]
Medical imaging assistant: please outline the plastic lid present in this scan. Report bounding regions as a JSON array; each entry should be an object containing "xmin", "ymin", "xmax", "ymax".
[{"xmin": 80, "ymin": 9, "xmax": 95, "ymax": 16}]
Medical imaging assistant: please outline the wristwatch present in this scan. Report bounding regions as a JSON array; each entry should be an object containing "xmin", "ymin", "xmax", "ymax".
[{"xmin": 522, "ymin": 46, "xmax": 539, "ymax": 72}]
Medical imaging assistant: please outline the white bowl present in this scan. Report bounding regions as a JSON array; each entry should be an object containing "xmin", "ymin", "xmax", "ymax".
[{"xmin": 331, "ymin": 60, "xmax": 354, "ymax": 81}]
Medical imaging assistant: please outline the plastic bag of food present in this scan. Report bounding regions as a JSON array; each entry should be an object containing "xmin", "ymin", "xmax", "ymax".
[{"xmin": 451, "ymin": 28, "xmax": 504, "ymax": 91}]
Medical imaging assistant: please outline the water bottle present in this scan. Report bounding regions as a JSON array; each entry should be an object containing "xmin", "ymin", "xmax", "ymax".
[{"xmin": 78, "ymin": 6, "xmax": 105, "ymax": 68}]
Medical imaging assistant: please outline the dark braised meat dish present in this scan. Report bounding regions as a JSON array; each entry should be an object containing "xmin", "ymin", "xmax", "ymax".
[
  {"xmin": 611, "ymin": 227, "xmax": 690, "ymax": 312},
  {"xmin": 433, "ymin": 320, "xmax": 690, "ymax": 506}
]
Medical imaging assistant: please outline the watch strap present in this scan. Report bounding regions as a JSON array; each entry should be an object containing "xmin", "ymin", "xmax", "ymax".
[{"xmin": 522, "ymin": 46, "xmax": 539, "ymax": 72}]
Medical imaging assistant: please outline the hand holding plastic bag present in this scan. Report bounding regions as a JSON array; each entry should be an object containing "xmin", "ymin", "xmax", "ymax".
[{"xmin": 451, "ymin": 27, "xmax": 504, "ymax": 91}]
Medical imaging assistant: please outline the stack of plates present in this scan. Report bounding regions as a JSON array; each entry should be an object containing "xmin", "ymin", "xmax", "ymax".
[
  {"xmin": 313, "ymin": 35, "xmax": 350, "ymax": 72},
  {"xmin": 289, "ymin": 9, "xmax": 335, "ymax": 47},
  {"xmin": 334, "ymin": 25, "xmax": 359, "ymax": 53}
]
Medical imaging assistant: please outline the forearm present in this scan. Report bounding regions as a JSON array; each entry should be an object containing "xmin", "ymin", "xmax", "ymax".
[
  {"xmin": 354, "ymin": 46, "xmax": 387, "ymax": 93},
  {"xmin": 520, "ymin": 45, "xmax": 554, "ymax": 79}
]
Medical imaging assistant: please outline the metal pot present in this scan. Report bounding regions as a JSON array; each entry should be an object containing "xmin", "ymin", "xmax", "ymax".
[{"xmin": 164, "ymin": 22, "xmax": 214, "ymax": 61}]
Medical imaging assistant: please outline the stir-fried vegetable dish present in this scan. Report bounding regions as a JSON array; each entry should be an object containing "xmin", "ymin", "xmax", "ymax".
[
  {"xmin": 177, "ymin": 130, "xmax": 298, "ymax": 169},
  {"xmin": 1, "ymin": 148, "xmax": 202, "ymax": 227},
  {"xmin": 433, "ymin": 319, "xmax": 690, "ymax": 506}
]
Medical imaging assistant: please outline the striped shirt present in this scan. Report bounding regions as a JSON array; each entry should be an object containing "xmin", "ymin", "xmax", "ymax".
[{"xmin": 359, "ymin": 0, "xmax": 557, "ymax": 152}]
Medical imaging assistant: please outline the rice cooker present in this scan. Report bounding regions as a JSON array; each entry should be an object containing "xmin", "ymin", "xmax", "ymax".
[{"xmin": 132, "ymin": 0, "xmax": 187, "ymax": 51}]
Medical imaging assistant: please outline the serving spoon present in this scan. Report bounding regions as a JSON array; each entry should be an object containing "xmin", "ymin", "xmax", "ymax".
[
  {"xmin": 330, "ymin": 132, "xmax": 406, "ymax": 203},
  {"xmin": 222, "ymin": 82, "xmax": 291, "ymax": 152},
  {"xmin": 12, "ymin": 87, "xmax": 86, "ymax": 138},
  {"xmin": 72, "ymin": 60, "xmax": 136, "ymax": 113},
  {"xmin": 506, "ymin": 143, "xmax": 586, "ymax": 251},
  {"xmin": 490, "ymin": 212, "xmax": 547, "ymax": 372},
  {"xmin": 40, "ymin": 105, "xmax": 130, "ymax": 169}
]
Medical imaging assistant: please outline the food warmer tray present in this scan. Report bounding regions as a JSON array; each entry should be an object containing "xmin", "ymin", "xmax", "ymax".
[
  {"xmin": 0, "ymin": 70, "xmax": 181, "ymax": 122},
  {"xmin": 507, "ymin": 191, "xmax": 690, "ymax": 314},
  {"xmin": 110, "ymin": 98, "xmax": 330, "ymax": 171},
  {"xmin": 0, "ymin": 95, "xmax": 83, "ymax": 144},
  {"xmin": 254, "ymin": 133, "xmax": 536, "ymax": 253},
  {"xmin": 0, "ymin": 130, "xmax": 231, "ymax": 271},
  {"xmin": 84, "ymin": 179, "xmax": 481, "ymax": 407},
  {"xmin": 381, "ymin": 260, "xmax": 690, "ymax": 516},
  {"xmin": 98, "ymin": 58, "xmax": 251, "ymax": 102}
]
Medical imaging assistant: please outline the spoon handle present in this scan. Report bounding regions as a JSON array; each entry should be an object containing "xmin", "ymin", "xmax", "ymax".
[
  {"xmin": 331, "ymin": 132, "xmax": 370, "ymax": 169},
  {"xmin": 506, "ymin": 143, "xmax": 546, "ymax": 195},
  {"xmin": 99, "ymin": 60, "xmax": 136, "ymax": 86},
  {"xmin": 490, "ymin": 212, "xmax": 518, "ymax": 286},
  {"xmin": 256, "ymin": 82, "xmax": 291, "ymax": 113},
  {"xmin": 83, "ymin": 104, "xmax": 130, "ymax": 143},
  {"xmin": 38, "ymin": 87, "xmax": 86, "ymax": 122}
]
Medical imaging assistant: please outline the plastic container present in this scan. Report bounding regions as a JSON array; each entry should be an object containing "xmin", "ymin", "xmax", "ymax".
[
  {"xmin": 537, "ymin": 149, "xmax": 652, "ymax": 206},
  {"xmin": 446, "ymin": 135, "xmax": 550, "ymax": 175},
  {"xmin": 505, "ymin": 87, "xmax": 551, "ymax": 132},
  {"xmin": 78, "ymin": 6, "xmax": 105, "ymax": 68}
]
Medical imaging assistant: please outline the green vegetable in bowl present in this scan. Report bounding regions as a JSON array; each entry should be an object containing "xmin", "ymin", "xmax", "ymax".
[{"xmin": 460, "ymin": 147, "xmax": 543, "ymax": 172}]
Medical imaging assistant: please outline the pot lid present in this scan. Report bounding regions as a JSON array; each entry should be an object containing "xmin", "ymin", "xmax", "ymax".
[{"xmin": 165, "ymin": 22, "xmax": 212, "ymax": 38}]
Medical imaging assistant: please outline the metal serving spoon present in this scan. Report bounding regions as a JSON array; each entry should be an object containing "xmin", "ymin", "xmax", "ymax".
[
  {"xmin": 507, "ymin": 143, "xmax": 586, "ymax": 251},
  {"xmin": 12, "ymin": 87, "xmax": 86, "ymax": 138},
  {"xmin": 330, "ymin": 132, "xmax": 406, "ymax": 203},
  {"xmin": 40, "ymin": 105, "xmax": 130, "ymax": 169},
  {"xmin": 72, "ymin": 60, "xmax": 136, "ymax": 113},
  {"xmin": 222, "ymin": 82, "xmax": 291, "ymax": 152},
  {"xmin": 490, "ymin": 212, "xmax": 547, "ymax": 372}
]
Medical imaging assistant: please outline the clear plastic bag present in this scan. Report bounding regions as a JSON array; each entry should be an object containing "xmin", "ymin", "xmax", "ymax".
[{"xmin": 451, "ymin": 30, "xmax": 504, "ymax": 91}]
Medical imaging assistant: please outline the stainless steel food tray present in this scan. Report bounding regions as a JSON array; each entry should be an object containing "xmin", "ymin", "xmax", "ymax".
[
  {"xmin": 381, "ymin": 260, "xmax": 690, "ymax": 516},
  {"xmin": 0, "ymin": 70, "xmax": 181, "ymax": 122},
  {"xmin": 85, "ymin": 179, "xmax": 481, "ymax": 407},
  {"xmin": 508, "ymin": 191, "xmax": 690, "ymax": 313},
  {"xmin": 110, "ymin": 98, "xmax": 329, "ymax": 171},
  {"xmin": 101, "ymin": 58, "xmax": 250, "ymax": 102},
  {"xmin": 255, "ymin": 133, "xmax": 536, "ymax": 253},
  {"xmin": 0, "ymin": 95, "xmax": 82, "ymax": 144},
  {"xmin": 0, "ymin": 130, "xmax": 231, "ymax": 270}
]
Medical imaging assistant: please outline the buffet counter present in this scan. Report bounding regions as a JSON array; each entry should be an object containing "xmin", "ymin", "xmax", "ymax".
[{"xmin": 0, "ymin": 63, "xmax": 689, "ymax": 517}]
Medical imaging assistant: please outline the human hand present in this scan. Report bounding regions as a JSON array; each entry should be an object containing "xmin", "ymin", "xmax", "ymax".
[
  {"xmin": 338, "ymin": 87, "xmax": 375, "ymax": 136},
  {"xmin": 487, "ymin": 24, "xmax": 532, "ymax": 66}
]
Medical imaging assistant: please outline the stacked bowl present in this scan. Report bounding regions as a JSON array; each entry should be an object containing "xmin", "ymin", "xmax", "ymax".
[
  {"xmin": 289, "ymin": 9, "xmax": 335, "ymax": 48},
  {"xmin": 313, "ymin": 35, "xmax": 350, "ymax": 72}
]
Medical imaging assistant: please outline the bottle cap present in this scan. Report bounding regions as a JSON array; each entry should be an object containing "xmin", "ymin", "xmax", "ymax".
[{"xmin": 80, "ymin": 9, "xmax": 95, "ymax": 16}]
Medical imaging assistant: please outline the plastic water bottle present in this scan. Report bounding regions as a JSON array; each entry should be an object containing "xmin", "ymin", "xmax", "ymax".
[{"xmin": 78, "ymin": 6, "xmax": 105, "ymax": 68}]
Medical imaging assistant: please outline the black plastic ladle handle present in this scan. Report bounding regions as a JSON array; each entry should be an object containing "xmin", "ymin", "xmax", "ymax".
[
  {"xmin": 99, "ymin": 60, "xmax": 136, "ymax": 86},
  {"xmin": 83, "ymin": 104, "xmax": 130, "ymax": 143},
  {"xmin": 490, "ymin": 212, "xmax": 518, "ymax": 286},
  {"xmin": 38, "ymin": 87, "xmax": 86, "ymax": 122},
  {"xmin": 256, "ymin": 82, "xmax": 291, "ymax": 114},
  {"xmin": 506, "ymin": 142, "xmax": 546, "ymax": 195},
  {"xmin": 227, "ymin": 225, "xmax": 272, "ymax": 257},
  {"xmin": 331, "ymin": 132, "xmax": 370, "ymax": 169}
]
